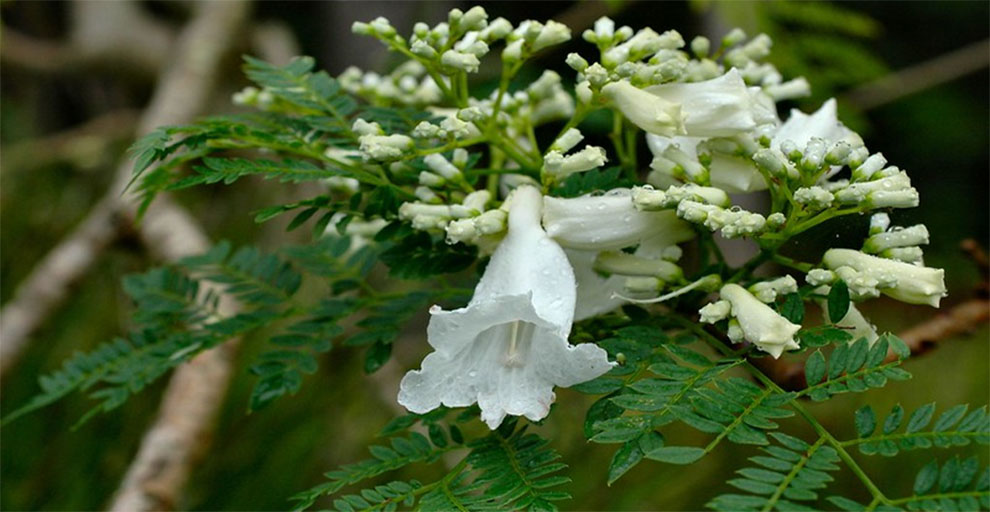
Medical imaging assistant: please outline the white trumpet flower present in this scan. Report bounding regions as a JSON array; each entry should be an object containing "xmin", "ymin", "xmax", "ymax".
[{"xmin": 398, "ymin": 186, "xmax": 614, "ymax": 429}]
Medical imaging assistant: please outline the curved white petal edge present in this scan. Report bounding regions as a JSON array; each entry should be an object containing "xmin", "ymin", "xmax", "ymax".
[{"xmin": 398, "ymin": 186, "xmax": 615, "ymax": 429}]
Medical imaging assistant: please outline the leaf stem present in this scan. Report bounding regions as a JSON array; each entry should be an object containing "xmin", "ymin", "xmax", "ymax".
[{"xmin": 668, "ymin": 312, "xmax": 892, "ymax": 505}]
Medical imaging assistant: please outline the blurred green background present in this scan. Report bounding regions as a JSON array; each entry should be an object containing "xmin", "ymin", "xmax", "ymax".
[{"xmin": 1, "ymin": 1, "xmax": 987, "ymax": 510}]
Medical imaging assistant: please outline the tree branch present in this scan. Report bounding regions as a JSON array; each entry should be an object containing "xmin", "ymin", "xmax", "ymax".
[{"xmin": 844, "ymin": 39, "xmax": 990, "ymax": 111}]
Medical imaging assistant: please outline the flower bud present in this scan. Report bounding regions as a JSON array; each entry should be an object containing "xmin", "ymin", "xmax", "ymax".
[
  {"xmin": 869, "ymin": 213, "xmax": 891, "ymax": 235},
  {"xmin": 719, "ymin": 283, "xmax": 801, "ymax": 358},
  {"xmin": 462, "ymin": 190, "xmax": 491, "ymax": 212},
  {"xmin": 460, "ymin": 6, "xmax": 488, "ymax": 32},
  {"xmin": 867, "ymin": 189, "xmax": 920, "ymax": 209},
  {"xmin": 474, "ymin": 209, "xmax": 507, "ymax": 235},
  {"xmin": 881, "ymin": 247, "xmax": 924, "ymax": 264},
  {"xmin": 806, "ymin": 269, "xmax": 836, "ymax": 286},
  {"xmin": 532, "ymin": 20, "xmax": 571, "ymax": 51},
  {"xmin": 760, "ymin": 213, "xmax": 783, "ymax": 231},
  {"xmin": 765, "ymin": 77, "xmax": 811, "ymax": 101},
  {"xmin": 624, "ymin": 276, "xmax": 664, "ymax": 294},
  {"xmin": 749, "ymin": 275, "xmax": 798, "ymax": 303},
  {"xmin": 399, "ymin": 202, "xmax": 450, "ymax": 220},
  {"xmin": 352, "ymin": 118, "xmax": 383, "ymax": 136},
  {"xmin": 445, "ymin": 218, "xmax": 478, "ymax": 244},
  {"xmin": 863, "ymin": 224, "xmax": 929, "ymax": 253},
  {"xmin": 480, "ymin": 17, "xmax": 512, "ymax": 41},
  {"xmin": 700, "ymin": 299, "xmax": 731, "ymax": 323},
  {"xmin": 852, "ymin": 153, "xmax": 887, "ymax": 181},
  {"xmin": 690, "ymin": 36, "xmax": 710, "ymax": 57},
  {"xmin": 595, "ymin": 251, "xmax": 683, "ymax": 282},
  {"xmin": 722, "ymin": 28, "xmax": 746, "ymax": 47},
  {"xmin": 542, "ymin": 145, "xmax": 608, "ymax": 179},
  {"xmin": 823, "ymin": 248, "xmax": 946, "ymax": 307},
  {"xmin": 566, "ymin": 52, "xmax": 589, "ymax": 72},
  {"xmin": 441, "ymin": 50, "xmax": 481, "ymax": 73},
  {"xmin": 551, "ymin": 128, "xmax": 585, "ymax": 153},
  {"xmin": 424, "ymin": 153, "xmax": 462, "ymax": 180},
  {"xmin": 418, "ymin": 171, "xmax": 445, "ymax": 188},
  {"xmin": 793, "ymin": 186, "xmax": 835, "ymax": 211},
  {"xmin": 359, "ymin": 133, "xmax": 414, "ymax": 161},
  {"xmin": 415, "ymin": 186, "xmax": 441, "ymax": 203}
]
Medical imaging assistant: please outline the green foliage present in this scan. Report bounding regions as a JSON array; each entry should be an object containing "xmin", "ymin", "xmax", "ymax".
[
  {"xmin": 242, "ymin": 55, "xmax": 357, "ymax": 125},
  {"xmin": 577, "ymin": 323, "xmax": 799, "ymax": 482},
  {"xmin": 845, "ymin": 403, "xmax": 990, "ymax": 457},
  {"xmin": 829, "ymin": 457, "xmax": 990, "ymax": 512},
  {"xmin": 552, "ymin": 166, "xmax": 633, "ymax": 198},
  {"xmin": 709, "ymin": 433, "xmax": 842, "ymax": 511},
  {"xmin": 294, "ymin": 422, "xmax": 571, "ymax": 512},
  {"xmin": 379, "ymin": 231, "xmax": 478, "ymax": 279},
  {"xmin": 800, "ymin": 336, "xmax": 911, "ymax": 401},
  {"xmin": 291, "ymin": 432, "xmax": 456, "ymax": 510}
]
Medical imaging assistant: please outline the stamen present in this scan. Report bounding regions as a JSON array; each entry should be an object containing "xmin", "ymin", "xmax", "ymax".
[
  {"xmin": 503, "ymin": 320, "xmax": 524, "ymax": 367},
  {"xmin": 611, "ymin": 275, "xmax": 717, "ymax": 304}
]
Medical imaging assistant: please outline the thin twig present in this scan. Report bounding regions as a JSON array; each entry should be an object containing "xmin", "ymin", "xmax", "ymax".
[{"xmin": 844, "ymin": 39, "xmax": 990, "ymax": 111}]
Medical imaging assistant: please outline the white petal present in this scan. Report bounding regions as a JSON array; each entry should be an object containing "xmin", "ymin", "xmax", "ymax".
[
  {"xmin": 646, "ymin": 134, "xmax": 767, "ymax": 193},
  {"xmin": 567, "ymin": 249, "xmax": 626, "ymax": 321},
  {"xmin": 602, "ymin": 80, "xmax": 683, "ymax": 136},
  {"xmin": 544, "ymin": 189, "xmax": 694, "ymax": 251},
  {"xmin": 475, "ymin": 185, "xmax": 576, "ymax": 329},
  {"xmin": 772, "ymin": 98, "xmax": 849, "ymax": 150},
  {"xmin": 398, "ymin": 294, "xmax": 612, "ymax": 429},
  {"xmin": 399, "ymin": 185, "xmax": 614, "ymax": 429},
  {"xmin": 645, "ymin": 69, "xmax": 767, "ymax": 137},
  {"xmin": 710, "ymin": 153, "xmax": 766, "ymax": 193}
]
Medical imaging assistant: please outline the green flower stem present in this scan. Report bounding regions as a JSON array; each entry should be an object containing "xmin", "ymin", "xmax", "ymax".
[
  {"xmin": 609, "ymin": 111, "xmax": 633, "ymax": 178},
  {"xmin": 770, "ymin": 254, "xmax": 814, "ymax": 273},
  {"xmin": 379, "ymin": 40, "xmax": 456, "ymax": 102},
  {"xmin": 669, "ymin": 312, "xmax": 892, "ymax": 505},
  {"xmin": 554, "ymin": 102, "xmax": 592, "ymax": 143}
]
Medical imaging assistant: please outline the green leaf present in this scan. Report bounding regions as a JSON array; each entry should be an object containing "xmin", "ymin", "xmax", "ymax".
[
  {"xmin": 914, "ymin": 459, "xmax": 939, "ymax": 494},
  {"xmin": 552, "ymin": 166, "xmax": 632, "ymax": 198},
  {"xmin": 855, "ymin": 406, "xmax": 877, "ymax": 437},
  {"xmin": 379, "ymin": 232, "xmax": 477, "ymax": 279},
  {"xmin": 607, "ymin": 441, "xmax": 644, "ymax": 485},
  {"xmin": 827, "ymin": 280, "xmax": 850, "ymax": 323},
  {"xmin": 779, "ymin": 293, "xmax": 805, "ymax": 324},
  {"xmin": 645, "ymin": 446, "xmax": 706, "ymax": 464},
  {"xmin": 934, "ymin": 404, "xmax": 969, "ymax": 432},
  {"xmin": 906, "ymin": 403, "xmax": 937, "ymax": 433},
  {"xmin": 883, "ymin": 404, "xmax": 905, "ymax": 434},
  {"xmin": 364, "ymin": 341, "xmax": 393, "ymax": 374},
  {"xmin": 828, "ymin": 496, "xmax": 866, "ymax": 511},
  {"xmin": 805, "ymin": 351, "xmax": 826, "ymax": 387},
  {"xmin": 798, "ymin": 326, "xmax": 853, "ymax": 348}
]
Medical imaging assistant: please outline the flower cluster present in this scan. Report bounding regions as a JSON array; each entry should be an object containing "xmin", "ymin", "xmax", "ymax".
[{"xmin": 336, "ymin": 7, "xmax": 946, "ymax": 428}]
